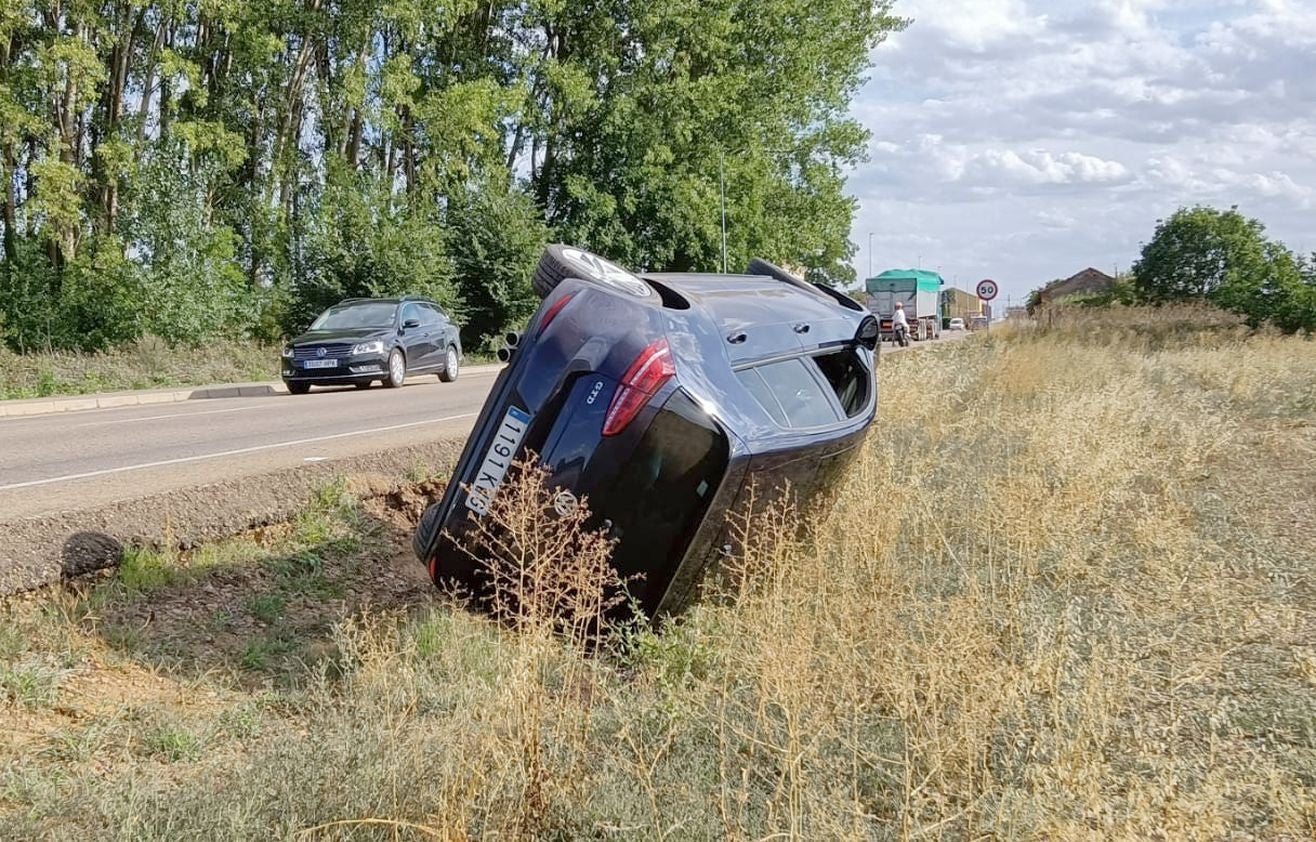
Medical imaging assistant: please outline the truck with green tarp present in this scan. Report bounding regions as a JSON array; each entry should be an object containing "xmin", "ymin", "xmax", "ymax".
[{"xmin": 865, "ymin": 269, "xmax": 944, "ymax": 342}]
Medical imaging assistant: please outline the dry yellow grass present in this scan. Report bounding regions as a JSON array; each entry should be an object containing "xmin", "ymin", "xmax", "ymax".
[{"xmin": 1, "ymin": 310, "xmax": 1313, "ymax": 839}]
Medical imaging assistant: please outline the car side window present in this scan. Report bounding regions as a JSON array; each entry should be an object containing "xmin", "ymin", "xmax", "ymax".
[
  {"xmin": 812, "ymin": 350, "xmax": 871, "ymax": 417},
  {"xmin": 421, "ymin": 304, "xmax": 445, "ymax": 326},
  {"xmin": 746, "ymin": 358, "xmax": 840, "ymax": 428},
  {"xmin": 401, "ymin": 303, "xmax": 421, "ymax": 325},
  {"xmin": 736, "ymin": 369, "xmax": 789, "ymax": 427}
]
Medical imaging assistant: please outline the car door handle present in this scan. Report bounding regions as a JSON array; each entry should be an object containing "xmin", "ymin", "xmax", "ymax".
[{"xmin": 793, "ymin": 323, "xmax": 810, "ymax": 334}]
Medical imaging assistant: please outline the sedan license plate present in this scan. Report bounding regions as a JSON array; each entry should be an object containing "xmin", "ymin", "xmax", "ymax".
[
  {"xmin": 466, "ymin": 405, "xmax": 532, "ymax": 516},
  {"xmin": 303, "ymin": 359, "xmax": 338, "ymax": 369}
]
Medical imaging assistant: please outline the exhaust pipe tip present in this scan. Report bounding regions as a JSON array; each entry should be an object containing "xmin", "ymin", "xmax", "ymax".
[
  {"xmin": 496, "ymin": 346, "xmax": 512, "ymax": 363},
  {"xmin": 504, "ymin": 331, "xmax": 521, "ymax": 348}
]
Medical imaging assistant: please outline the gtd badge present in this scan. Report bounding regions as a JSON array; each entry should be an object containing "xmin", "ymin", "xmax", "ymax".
[{"xmin": 585, "ymin": 379, "xmax": 605, "ymax": 405}]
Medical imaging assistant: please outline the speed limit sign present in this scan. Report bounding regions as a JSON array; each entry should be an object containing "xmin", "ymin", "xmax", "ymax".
[{"xmin": 976, "ymin": 279, "xmax": 999, "ymax": 301}]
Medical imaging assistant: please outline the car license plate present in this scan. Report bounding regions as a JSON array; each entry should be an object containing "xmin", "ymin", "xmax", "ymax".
[
  {"xmin": 303, "ymin": 359, "xmax": 338, "ymax": 369},
  {"xmin": 466, "ymin": 405, "xmax": 532, "ymax": 516}
]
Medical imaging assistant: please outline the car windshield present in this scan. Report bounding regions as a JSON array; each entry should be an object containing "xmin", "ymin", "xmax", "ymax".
[{"xmin": 311, "ymin": 302, "xmax": 396, "ymax": 330}]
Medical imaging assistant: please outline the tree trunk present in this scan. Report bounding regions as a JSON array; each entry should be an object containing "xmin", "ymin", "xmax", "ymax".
[
  {"xmin": 1, "ymin": 142, "xmax": 17, "ymax": 266},
  {"xmin": 0, "ymin": 34, "xmax": 16, "ymax": 266},
  {"xmin": 138, "ymin": 22, "xmax": 168, "ymax": 144},
  {"xmin": 158, "ymin": 22, "xmax": 176, "ymax": 141}
]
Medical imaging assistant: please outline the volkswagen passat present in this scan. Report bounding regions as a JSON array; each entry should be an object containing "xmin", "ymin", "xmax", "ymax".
[{"xmin": 281, "ymin": 296, "xmax": 462, "ymax": 393}]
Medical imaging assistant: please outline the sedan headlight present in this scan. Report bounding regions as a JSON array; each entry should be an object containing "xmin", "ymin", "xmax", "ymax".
[
  {"xmin": 281, "ymin": 346, "xmax": 295, "ymax": 359},
  {"xmin": 352, "ymin": 340, "xmax": 385, "ymax": 355}
]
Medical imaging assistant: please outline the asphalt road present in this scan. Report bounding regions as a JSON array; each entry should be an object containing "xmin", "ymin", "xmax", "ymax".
[
  {"xmin": 0, "ymin": 371, "xmax": 501, "ymax": 521},
  {"xmin": 0, "ymin": 330, "xmax": 971, "ymax": 523}
]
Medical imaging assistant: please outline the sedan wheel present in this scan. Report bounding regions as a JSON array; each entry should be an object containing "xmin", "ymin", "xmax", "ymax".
[
  {"xmin": 439, "ymin": 345, "xmax": 459, "ymax": 382},
  {"xmin": 384, "ymin": 349, "xmax": 406, "ymax": 388}
]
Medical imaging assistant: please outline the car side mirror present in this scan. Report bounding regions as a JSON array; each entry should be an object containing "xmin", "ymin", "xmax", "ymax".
[
  {"xmin": 856, "ymin": 315, "xmax": 880, "ymax": 351},
  {"xmin": 402, "ymin": 318, "xmax": 421, "ymax": 330}
]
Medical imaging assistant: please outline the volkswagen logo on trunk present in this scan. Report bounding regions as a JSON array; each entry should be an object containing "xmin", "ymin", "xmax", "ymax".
[{"xmin": 552, "ymin": 489, "xmax": 579, "ymax": 517}]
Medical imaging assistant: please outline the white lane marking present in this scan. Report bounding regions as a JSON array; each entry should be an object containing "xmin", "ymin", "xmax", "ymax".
[
  {"xmin": 0, "ymin": 413, "xmax": 478, "ymax": 492},
  {"xmin": 75, "ymin": 403, "xmax": 282, "ymax": 428},
  {"xmin": 0, "ymin": 369, "xmax": 502, "ymax": 425}
]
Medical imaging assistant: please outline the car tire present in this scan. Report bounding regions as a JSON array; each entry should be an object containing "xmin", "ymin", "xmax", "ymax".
[
  {"xmin": 384, "ymin": 349, "xmax": 406, "ymax": 388},
  {"xmin": 355, "ymin": 381, "xmax": 373, "ymax": 390},
  {"xmin": 439, "ymin": 345, "xmax": 460, "ymax": 382},
  {"xmin": 413, "ymin": 503, "xmax": 444, "ymax": 568},
  {"xmin": 287, "ymin": 382, "xmax": 310, "ymax": 395},
  {"xmin": 531, "ymin": 244, "xmax": 653, "ymax": 299}
]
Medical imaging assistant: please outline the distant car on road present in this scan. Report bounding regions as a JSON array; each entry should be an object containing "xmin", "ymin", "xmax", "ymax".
[
  {"xmin": 281, "ymin": 297, "xmax": 462, "ymax": 394},
  {"xmin": 948, "ymin": 317, "xmax": 966, "ymax": 331},
  {"xmin": 414, "ymin": 245, "xmax": 880, "ymax": 621},
  {"xmin": 968, "ymin": 316, "xmax": 989, "ymax": 332}
]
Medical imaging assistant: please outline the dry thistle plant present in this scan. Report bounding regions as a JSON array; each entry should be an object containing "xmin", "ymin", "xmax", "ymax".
[{"xmin": 447, "ymin": 456, "xmax": 631, "ymax": 644}]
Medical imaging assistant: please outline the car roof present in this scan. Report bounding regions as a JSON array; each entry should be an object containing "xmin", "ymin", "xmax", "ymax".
[
  {"xmin": 334, "ymin": 296, "xmax": 435, "ymax": 306},
  {"xmin": 642, "ymin": 272, "xmax": 857, "ymax": 335}
]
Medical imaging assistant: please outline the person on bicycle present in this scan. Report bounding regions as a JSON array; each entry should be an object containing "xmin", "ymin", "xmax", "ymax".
[{"xmin": 892, "ymin": 301, "xmax": 910, "ymax": 347}]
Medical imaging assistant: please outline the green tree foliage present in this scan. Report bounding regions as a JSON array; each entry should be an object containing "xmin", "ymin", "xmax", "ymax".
[
  {"xmin": 1133, "ymin": 206, "xmax": 1313, "ymax": 332},
  {"xmin": 0, "ymin": 0, "xmax": 901, "ymax": 352},
  {"xmin": 446, "ymin": 181, "xmax": 550, "ymax": 350}
]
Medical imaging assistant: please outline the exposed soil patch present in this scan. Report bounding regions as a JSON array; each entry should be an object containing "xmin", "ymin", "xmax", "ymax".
[
  {"xmin": 0, "ymin": 437, "xmax": 465, "ymax": 596},
  {"xmin": 86, "ymin": 476, "xmax": 448, "ymax": 687}
]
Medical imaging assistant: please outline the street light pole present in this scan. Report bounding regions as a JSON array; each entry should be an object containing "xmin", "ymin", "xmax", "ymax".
[
  {"xmin": 867, "ymin": 232, "xmax": 873, "ymax": 280},
  {"xmin": 719, "ymin": 149, "xmax": 728, "ymax": 274}
]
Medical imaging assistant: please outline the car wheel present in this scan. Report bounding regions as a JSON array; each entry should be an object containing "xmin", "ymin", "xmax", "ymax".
[
  {"xmin": 384, "ymin": 349, "xmax": 406, "ymax": 388},
  {"xmin": 439, "ymin": 345, "xmax": 460, "ymax": 382},
  {"xmin": 531, "ymin": 244, "xmax": 653, "ymax": 299},
  {"xmin": 287, "ymin": 382, "xmax": 310, "ymax": 395},
  {"xmin": 355, "ymin": 381, "xmax": 373, "ymax": 390}
]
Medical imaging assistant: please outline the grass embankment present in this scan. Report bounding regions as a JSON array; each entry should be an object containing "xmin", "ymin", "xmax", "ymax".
[
  {"xmin": 0, "ymin": 338, "xmax": 279, "ymax": 400},
  {"xmin": 2, "ymin": 310, "xmax": 1314, "ymax": 838}
]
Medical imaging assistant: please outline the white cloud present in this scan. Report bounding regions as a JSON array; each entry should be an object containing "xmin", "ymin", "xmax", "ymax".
[{"xmin": 848, "ymin": 0, "xmax": 1316, "ymax": 295}]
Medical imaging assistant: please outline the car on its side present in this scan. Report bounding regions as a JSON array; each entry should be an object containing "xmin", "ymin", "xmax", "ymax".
[
  {"xmin": 413, "ymin": 245, "xmax": 879, "ymax": 621},
  {"xmin": 281, "ymin": 297, "xmax": 462, "ymax": 394},
  {"xmin": 948, "ymin": 317, "xmax": 966, "ymax": 331}
]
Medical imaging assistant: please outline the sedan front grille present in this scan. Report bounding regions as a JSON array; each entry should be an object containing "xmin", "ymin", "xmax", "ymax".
[{"xmin": 293, "ymin": 343, "xmax": 354, "ymax": 360}]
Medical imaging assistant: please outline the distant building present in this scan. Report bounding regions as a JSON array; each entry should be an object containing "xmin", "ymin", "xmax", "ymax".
[
  {"xmin": 1037, "ymin": 268, "xmax": 1116, "ymax": 305},
  {"xmin": 1006, "ymin": 305, "xmax": 1029, "ymax": 320}
]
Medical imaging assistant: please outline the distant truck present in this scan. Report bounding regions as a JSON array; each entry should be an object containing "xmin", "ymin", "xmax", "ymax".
[{"xmin": 865, "ymin": 269, "xmax": 943, "ymax": 342}]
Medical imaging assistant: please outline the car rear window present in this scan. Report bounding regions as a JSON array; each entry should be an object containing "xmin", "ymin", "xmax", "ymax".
[
  {"xmin": 738, "ymin": 359, "xmax": 840, "ymax": 428},
  {"xmin": 812, "ymin": 349, "xmax": 871, "ymax": 417},
  {"xmin": 606, "ymin": 392, "xmax": 729, "ymax": 611}
]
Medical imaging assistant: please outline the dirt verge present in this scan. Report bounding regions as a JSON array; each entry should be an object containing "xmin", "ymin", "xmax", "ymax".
[{"xmin": 0, "ymin": 436, "xmax": 466, "ymax": 596}]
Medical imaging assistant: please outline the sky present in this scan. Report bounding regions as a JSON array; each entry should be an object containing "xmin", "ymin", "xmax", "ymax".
[{"xmin": 846, "ymin": 0, "xmax": 1316, "ymax": 306}]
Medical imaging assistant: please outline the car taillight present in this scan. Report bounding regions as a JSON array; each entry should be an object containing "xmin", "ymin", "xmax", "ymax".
[
  {"xmin": 603, "ymin": 338, "xmax": 674, "ymax": 437},
  {"xmin": 538, "ymin": 292, "xmax": 575, "ymax": 333}
]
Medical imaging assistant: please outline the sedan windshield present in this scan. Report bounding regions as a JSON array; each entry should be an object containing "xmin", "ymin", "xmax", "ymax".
[{"xmin": 311, "ymin": 302, "xmax": 396, "ymax": 330}]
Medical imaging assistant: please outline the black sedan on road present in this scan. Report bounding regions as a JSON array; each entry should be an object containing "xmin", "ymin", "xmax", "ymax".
[
  {"xmin": 414, "ymin": 245, "xmax": 879, "ymax": 620},
  {"xmin": 281, "ymin": 297, "xmax": 462, "ymax": 394}
]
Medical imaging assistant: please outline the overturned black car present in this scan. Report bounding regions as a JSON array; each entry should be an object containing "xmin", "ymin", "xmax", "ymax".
[{"xmin": 414, "ymin": 245, "xmax": 879, "ymax": 620}]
